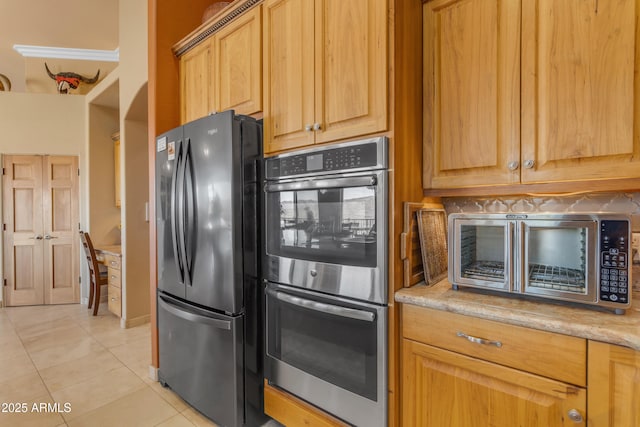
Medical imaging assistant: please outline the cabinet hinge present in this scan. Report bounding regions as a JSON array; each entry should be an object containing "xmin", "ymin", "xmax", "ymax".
[
  {"xmin": 78, "ymin": 168, "xmax": 80, "ymax": 176},
  {"xmin": 2, "ymin": 224, "xmax": 5, "ymax": 231},
  {"xmin": 78, "ymin": 276, "xmax": 81, "ymax": 284},
  {"xmin": 3, "ymin": 279, "xmax": 6, "ymax": 287},
  {"xmin": 2, "ymin": 167, "xmax": 5, "ymax": 175}
]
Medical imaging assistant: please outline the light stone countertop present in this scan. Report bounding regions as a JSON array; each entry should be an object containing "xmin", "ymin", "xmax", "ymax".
[{"xmin": 395, "ymin": 280, "xmax": 640, "ymax": 351}]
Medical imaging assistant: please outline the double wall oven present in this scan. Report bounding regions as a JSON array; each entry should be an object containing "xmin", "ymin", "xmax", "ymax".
[{"xmin": 264, "ymin": 137, "xmax": 388, "ymax": 426}]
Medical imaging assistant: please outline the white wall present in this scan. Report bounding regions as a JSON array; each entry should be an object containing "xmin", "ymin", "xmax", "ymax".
[
  {"xmin": 0, "ymin": 91, "xmax": 86, "ymax": 302},
  {"xmin": 118, "ymin": 0, "xmax": 150, "ymax": 324}
]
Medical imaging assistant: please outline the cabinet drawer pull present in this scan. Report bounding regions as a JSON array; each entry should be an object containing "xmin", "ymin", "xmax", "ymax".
[{"xmin": 456, "ymin": 331, "xmax": 502, "ymax": 348}]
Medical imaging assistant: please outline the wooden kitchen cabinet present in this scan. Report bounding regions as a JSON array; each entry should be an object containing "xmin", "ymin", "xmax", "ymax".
[
  {"xmin": 180, "ymin": 40, "xmax": 212, "ymax": 123},
  {"xmin": 588, "ymin": 341, "xmax": 640, "ymax": 426},
  {"xmin": 104, "ymin": 253, "xmax": 122, "ymax": 318},
  {"xmin": 179, "ymin": 5, "xmax": 263, "ymax": 123},
  {"xmin": 401, "ymin": 305, "xmax": 588, "ymax": 426},
  {"xmin": 263, "ymin": 0, "xmax": 387, "ymax": 154},
  {"xmin": 424, "ymin": 0, "xmax": 640, "ymax": 189},
  {"xmin": 213, "ymin": 5, "xmax": 262, "ymax": 116},
  {"xmin": 403, "ymin": 340, "xmax": 587, "ymax": 427}
]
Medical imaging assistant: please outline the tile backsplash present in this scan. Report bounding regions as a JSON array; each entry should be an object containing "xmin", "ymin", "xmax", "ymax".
[{"xmin": 443, "ymin": 192, "xmax": 640, "ymax": 230}]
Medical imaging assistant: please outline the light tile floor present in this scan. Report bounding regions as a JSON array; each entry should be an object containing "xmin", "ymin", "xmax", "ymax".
[{"xmin": 0, "ymin": 302, "xmax": 258, "ymax": 427}]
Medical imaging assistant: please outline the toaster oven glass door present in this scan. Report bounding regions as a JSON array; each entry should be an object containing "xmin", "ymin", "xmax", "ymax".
[
  {"xmin": 453, "ymin": 219, "xmax": 513, "ymax": 291},
  {"xmin": 521, "ymin": 220, "xmax": 597, "ymax": 302}
]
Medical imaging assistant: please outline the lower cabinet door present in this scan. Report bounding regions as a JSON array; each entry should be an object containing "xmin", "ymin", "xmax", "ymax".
[
  {"xmin": 402, "ymin": 339, "xmax": 586, "ymax": 427},
  {"xmin": 588, "ymin": 341, "xmax": 640, "ymax": 427}
]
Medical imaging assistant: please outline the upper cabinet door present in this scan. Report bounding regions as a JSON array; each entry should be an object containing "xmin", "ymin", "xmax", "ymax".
[
  {"xmin": 313, "ymin": 0, "xmax": 388, "ymax": 144},
  {"xmin": 263, "ymin": 0, "xmax": 316, "ymax": 153},
  {"xmin": 423, "ymin": 0, "xmax": 521, "ymax": 189},
  {"xmin": 263, "ymin": 0, "xmax": 389, "ymax": 155},
  {"xmin": 180, "ymin": 41, "xmax": 213, "ymax": 124},
  {"xmin": 213, "ymin": 6, "xmax": 263, "ymax": 116},
  {"xmin": 521, "ymin": 0, "xmax": 640, "ymax": 183}
]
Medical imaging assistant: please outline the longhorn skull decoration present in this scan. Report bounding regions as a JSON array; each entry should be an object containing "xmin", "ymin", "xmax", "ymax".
[{"xmin": 45, "ymin": 63, "xmax": 100, "ymax": 94}]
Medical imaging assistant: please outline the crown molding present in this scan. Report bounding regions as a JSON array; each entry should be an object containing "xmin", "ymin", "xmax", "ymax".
[{"xmin": 13, "ymin": 45, "xmax": 119, "ymax": 62}]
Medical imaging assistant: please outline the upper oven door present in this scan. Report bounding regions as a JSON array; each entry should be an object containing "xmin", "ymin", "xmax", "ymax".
[{"xmin": 264, "ymin": 170, "xmax": 387, "ymax": 304}]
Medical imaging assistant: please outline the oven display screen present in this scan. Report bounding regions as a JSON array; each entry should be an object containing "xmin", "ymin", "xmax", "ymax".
[{"xmin": 306, "ymin": 154, "xmax": 323, "ymax": 171}]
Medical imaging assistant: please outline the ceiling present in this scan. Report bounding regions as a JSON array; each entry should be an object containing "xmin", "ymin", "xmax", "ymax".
[{"xmin": 0, "ymin": 0, "xmax": 119, "ymax": 94}]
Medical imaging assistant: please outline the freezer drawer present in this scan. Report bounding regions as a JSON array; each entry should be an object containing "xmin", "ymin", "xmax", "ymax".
[{"xmin": 158, "ymin": 293, "xmax": 243, "ymax": 427}]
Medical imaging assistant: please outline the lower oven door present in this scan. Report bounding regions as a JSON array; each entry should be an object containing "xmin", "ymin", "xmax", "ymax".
[{"xmin": 265, "ymin": 282, "xmax": 387, "ymax": 427}]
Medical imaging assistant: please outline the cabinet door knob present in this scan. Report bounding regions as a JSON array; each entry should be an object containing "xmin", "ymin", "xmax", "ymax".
[
  {"xmin": 312, "ymin": 123, "xmax": 322, "ymax": 131},
  {"xmin": 304, "ymin": 124, "xmax": 312, "ymax": 132},
  {"xmin": 507, "ymin": 161, "xmax": 519, "ymax": 171},
  {"xmin": 524, "ymin": 159, "xmax": 535, "ymax": 169},
  {"xmin": 567, "ymin": 409, "xmax": 583, "ymax": 423}
]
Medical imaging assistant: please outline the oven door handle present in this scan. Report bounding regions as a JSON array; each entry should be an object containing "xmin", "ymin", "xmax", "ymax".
[
  {"xmin": 270, "ymin": 289, "xmax": 376, "ymax": 322},
  {"xmin": 265, "ymin": 175, "xmax": 377, "ymax": 193}
]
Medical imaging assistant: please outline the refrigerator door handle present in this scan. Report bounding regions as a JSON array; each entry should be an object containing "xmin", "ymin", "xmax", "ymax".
[
  {"xmin": 183, "ymin": 138, "xmax": 196, "ymax": 285},
  {"xmin": 158, "ymin": 294, "xmax": 232, "ymax": 330},
  {"xmin": 170, "ymin": 140, "xmax": 185, "ymax": 283},
  {"xmin": 176, "ymin": 140, "xmax": 189, "ymax": 286}
]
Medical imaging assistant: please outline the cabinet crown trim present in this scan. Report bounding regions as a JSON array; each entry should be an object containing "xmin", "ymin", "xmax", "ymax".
[{"xmin": 173, "ymin": 0, "xmax": 262, "ymax": 57}]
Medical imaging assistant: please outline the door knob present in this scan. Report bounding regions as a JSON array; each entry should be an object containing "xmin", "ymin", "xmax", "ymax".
[
  {"xmin": 507, "ymin": 161, "xmax": 519, "ymax": 171},
  {"xmin": 304, "ymin": 124, "xmax": 312, "ymax": 132},
  {"xmin": 44, "ymin": 234, "xmax": 58, "ymax": 240},
  {"xmin": 524, "ymin": 159, "xmax": 535, "ymax": 169},
  {"xmin": 32, "ymin": 235, "xmax": 43, "ymax": 240},
  {"xmin": 312, "ymin": 123, "xmax": 322, "ymax": 131}
]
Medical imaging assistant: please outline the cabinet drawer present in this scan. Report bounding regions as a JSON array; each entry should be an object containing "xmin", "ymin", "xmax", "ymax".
[
  {"xmin": 402, "ymin": 304, "xmax": 586, "ymax": 386},
  {"xmin": 108, "ymin": 268, "xmax": 121, "ymax": 288},
  {"xmin": 108, "ymin": 285, "xmax": 121, "ymax": 318},
  {"xmin": 103, "ymin": 254, "xmax": 121, "ymax": 270}
]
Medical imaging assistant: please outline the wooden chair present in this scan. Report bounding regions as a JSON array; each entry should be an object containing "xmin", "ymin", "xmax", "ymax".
[{"xmin": 79, "ymin": 231, "xmax": 108, "ymax": 316}]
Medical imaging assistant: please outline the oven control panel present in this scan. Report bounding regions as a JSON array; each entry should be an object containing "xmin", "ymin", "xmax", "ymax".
[
  {"xmin": 599, "ymin": 220, "xmax": 630, "ymax": 304},
  {"xmin": 266, "ymin": 139, "xmax": 384, "ymax": 179}
]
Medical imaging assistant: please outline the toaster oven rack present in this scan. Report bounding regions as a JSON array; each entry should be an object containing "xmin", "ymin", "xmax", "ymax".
[{"xmin": 461, "ymin": 261, "xmax": 586, "ymax": 292}]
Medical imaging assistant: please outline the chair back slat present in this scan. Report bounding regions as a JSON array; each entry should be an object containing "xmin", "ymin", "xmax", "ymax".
[{"xmin": 79, "ymin": 231, "xmax": 101, "ymax": 282}]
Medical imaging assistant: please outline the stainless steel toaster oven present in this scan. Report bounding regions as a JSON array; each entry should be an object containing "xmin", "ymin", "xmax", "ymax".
[{"xmin": 448, "ymin": 213, "xmax": 631, "ymax": 314}]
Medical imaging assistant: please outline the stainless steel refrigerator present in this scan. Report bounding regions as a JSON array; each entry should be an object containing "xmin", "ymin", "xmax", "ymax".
[{"xmin": 155, "ymin": 111, "xmax": 264, "ymax": 427}]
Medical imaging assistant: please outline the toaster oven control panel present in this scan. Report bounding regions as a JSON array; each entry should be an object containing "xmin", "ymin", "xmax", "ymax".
[{"xmin": 599, "ymin": 220, "xmax": 630, "ymax": 304}]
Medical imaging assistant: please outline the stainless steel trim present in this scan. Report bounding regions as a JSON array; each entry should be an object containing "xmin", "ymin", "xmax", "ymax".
[
  {"xmin": 270, "ymin": 288, "xmax": 376, "ymax": 322},
  {"xmin": 158, "ymin": 295, "xmax": 231, "ymax": 330},
  {"xmin": 265, "ymin": 174, "xmax": 377, "ymax": 193},
  {"xmin": 506, "ymin": 221, "xmax": 514, "ymax": 291},
  {"xmin": 265, "ymin": 136, "xmax": 388, "ymax": 180},
  {"xmin": 514, "ymin": 221, "xmax": 522, "ymax": 292}
]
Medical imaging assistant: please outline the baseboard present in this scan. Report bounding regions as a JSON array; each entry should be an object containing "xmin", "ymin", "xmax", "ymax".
[
  {"xmin": 120, "ymin": 314, "xmax": 150, "ymax": 329},
  {"xmin": 148, "ymin": 365, "xmax": 159, "ymax": 382}
]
